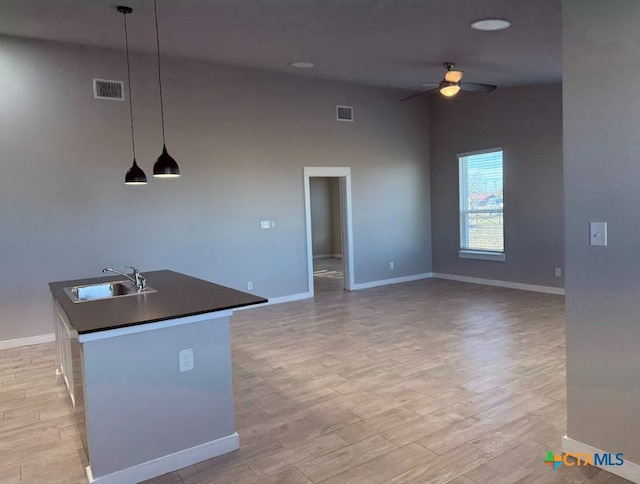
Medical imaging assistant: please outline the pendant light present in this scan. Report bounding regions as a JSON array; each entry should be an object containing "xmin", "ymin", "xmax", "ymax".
[
  {"xmin": 119, "ymin": 5, "xmax": 147, "ymax": 185},
  {"xmin": 152, "ymin": 0, "xmax": 180, "ymax": 178}
]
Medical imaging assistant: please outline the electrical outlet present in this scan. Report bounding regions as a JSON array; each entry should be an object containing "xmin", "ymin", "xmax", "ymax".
[
  {"xmin": 555, "ymin": 267, "xmax": 562, "ymax": 277},
  {"xmin": 179, "ymin": 348, "xmax": 194, "ymax": 372},
  {"xmin": 270, "ymin": 220, "xmax": 276, "ymax": 228},
  {"xmin": 390, "ymin": 261, "xmax": 394, "ymax": 270},
  {"xmin": 247, "ymin": 281, "xmax": 253, "ymax": 290}
]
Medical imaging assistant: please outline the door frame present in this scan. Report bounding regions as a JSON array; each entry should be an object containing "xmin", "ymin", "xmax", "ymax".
[{"xmin": 303, "ymin": 167, "xmax": 355, "ymax": 294}]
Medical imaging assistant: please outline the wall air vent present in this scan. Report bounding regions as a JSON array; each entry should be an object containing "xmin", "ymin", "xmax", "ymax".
[
  {"xmin": 336, "ymin": 105, "xmax": 354, "ymax": 122},
  {"xmin": 93, "ymin": 78, "xmax": 124, "ymax": 101}
]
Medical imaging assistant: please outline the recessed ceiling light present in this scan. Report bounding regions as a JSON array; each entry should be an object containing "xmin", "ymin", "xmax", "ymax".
[
  {"xmin": 470, "ymin": 18, "xmax": 511, "ymax": 31},
  {"xmin": 290, "ymin": 61, "xmax": 314, "ymax": 69}
]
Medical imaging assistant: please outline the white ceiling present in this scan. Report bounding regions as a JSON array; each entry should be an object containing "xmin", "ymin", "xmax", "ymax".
[{"xmin": 0, "ymin": 0, "xmax": 561, "ymax": 92}]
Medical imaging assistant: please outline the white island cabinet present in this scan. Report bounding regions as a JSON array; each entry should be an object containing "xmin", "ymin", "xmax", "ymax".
[
  {"xmin": 53, "ymin": 298, "xmax": 76, "ymax": 405},
  {"xmin": 49, "ymin": 270, "xmax": 266, "ymax": 484}
]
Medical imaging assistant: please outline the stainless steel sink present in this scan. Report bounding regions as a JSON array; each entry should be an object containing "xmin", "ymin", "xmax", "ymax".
[{"xmin": 63, "ymin": 281, "xmax": 157, "ymax": 303}]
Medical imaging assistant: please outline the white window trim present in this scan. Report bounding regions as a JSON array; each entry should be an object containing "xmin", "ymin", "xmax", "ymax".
[
  {"xmin": 458, "ymin": 250, "xmax": 506, "ymax": 262},
  {"xmin": 458, "ymin": 147, "xmax": 503, "ymax": 158},
  {"xmin": 458, "ymin": 147, "xmax": 505, "ymax": 258}
]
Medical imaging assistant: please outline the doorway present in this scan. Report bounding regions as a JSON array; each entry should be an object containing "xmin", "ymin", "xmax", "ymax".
[
  {"xmin": 303, "ymin": 167, "xmax": 354, "ymax": 296},
  {"xmin": 310, "ymin": 177, "xmax": 343, "ymax": 293}
]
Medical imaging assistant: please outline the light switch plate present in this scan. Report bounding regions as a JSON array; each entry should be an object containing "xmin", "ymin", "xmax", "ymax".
[
  {"xmin": 260, "ymin": 220, "xmax": 270, "ymax": 229},
  {"xmin": 590, "ymin": 222, "xmax": 607, "ymax": 246}
]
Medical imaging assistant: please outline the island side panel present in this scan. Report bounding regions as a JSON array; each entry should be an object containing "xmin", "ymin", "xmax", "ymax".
[{"xmin": 82, "ymin": 314, "xmax": 236, "ymax": 478}]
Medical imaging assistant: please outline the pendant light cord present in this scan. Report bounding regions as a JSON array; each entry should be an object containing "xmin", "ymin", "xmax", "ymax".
[
  {"xmin": 123, "ymin": 11, "xmax": 136, "ymax": 160},
  {"xmin": 154, "ymin": 0, "xmax": 166, "ymax": 146}
]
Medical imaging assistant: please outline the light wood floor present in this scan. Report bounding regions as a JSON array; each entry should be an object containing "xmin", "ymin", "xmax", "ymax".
[
  {"xmin": 312, "ymin": 257, "xmax": 344, "ymax": 293},
  {"xmin": 0, "ymin": 277, "xmax": 631, "ymax": 483}
]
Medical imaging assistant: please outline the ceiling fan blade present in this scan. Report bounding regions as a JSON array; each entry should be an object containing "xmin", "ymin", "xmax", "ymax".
[
  {"xmin": 400, "ymin": 87, "xmax": 438, "ymax": 101},
  {"xmin": 460, "ymin": 82, "xmax": 497, "ymax": 93},
  {"xmin": 444, "ymin": 70, "xmax": 463, "ymax": 83}
]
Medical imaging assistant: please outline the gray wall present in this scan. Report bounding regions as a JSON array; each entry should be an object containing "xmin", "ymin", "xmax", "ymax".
[
  {"xmin": 430, "ymin": 84, "xmax": 564, "ymax": 287},
  {"xmin": 310, "ymin": 177, "xmax": 340, "ymax": 257},
  {"xmin": 0, "ymin": 35, "xmax": 431, "ymax": 341},
  {"xmin": 310, "ymin": 177, "xmax": 342, "ymax": 258},
  {"xmin": 564, "ymin": 0, "xmax": 640, "ymax": 463}
]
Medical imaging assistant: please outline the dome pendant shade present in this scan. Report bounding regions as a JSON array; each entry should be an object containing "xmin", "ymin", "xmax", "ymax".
[
  {"xmin": 125, "ymin": 159, "xmax": 147, "ymax": 185},
  {"xmin": 153, "ymin": 0, "xmax": 181, "ymax": 179},
  {"xmin": 119, "ymin": 5, "xmax": 146, "ymax": 186},
  {"xmin": 153, "ymin": 145, "xmax": 180, "ymax": 178}
]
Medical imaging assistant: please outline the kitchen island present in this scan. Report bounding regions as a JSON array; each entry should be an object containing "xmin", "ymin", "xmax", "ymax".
[{"xmin": 49, "ymin": 270, "xmax": 267, "ymax": 484}]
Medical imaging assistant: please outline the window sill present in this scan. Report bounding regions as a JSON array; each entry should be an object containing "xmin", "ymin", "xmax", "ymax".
[{"xmin": 458, "ymin": 250, "xmax": 506, "ymax": 262}]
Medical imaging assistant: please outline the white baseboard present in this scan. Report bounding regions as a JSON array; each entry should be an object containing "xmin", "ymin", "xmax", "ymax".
[
  {"xmin": 562, "ymin": 435, "xmax": 640, "ymax": 483},
  {"xmin": 87, "ymin": 432, "xmax": 240, "ymax": 484},
  {"xmin": 0, "ymin": 333, "xmax": 55, "ymax": 350},
  {"xmin": 352, "ymin": 273, "xmax": 433, "ymax": 290},
  {"xmin": 431, "ymin": 273, "xmax": 565, "ymax": 295},
  {"xmin": 234, "ymin": 292, "xmax": 313, "ymax": 311},
  {"xmin": 267, "ymin": 292, "xmax": 314, "ymax": 304},
  {"xmin": 313, "ymin": 254, "xmax": 343, "ymax": 260}
]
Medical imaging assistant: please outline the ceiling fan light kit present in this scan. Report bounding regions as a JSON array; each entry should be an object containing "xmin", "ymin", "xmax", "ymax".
[
  {"xmin": 400, "ymin": 61, "xmax": 497, "ymax": 101},
  {"xmin": 441, "ymin": 61, "xmax": 462, "ymax": 96},
  {"xmin": 439, "ymin": 81, "xmax": 460, "ymax": 97},
  {"xmin": 444, "ymin": 69, "xmax": 463, "ymax": 83}
]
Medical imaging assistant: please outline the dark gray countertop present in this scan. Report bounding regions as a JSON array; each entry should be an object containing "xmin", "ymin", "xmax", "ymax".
[{"xmin": 49, "ymin": 270, "xmax": 267, "ymax": 334}]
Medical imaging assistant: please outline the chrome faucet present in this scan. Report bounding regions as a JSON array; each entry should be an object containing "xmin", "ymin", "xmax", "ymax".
[{"xmin": 102, "ymin": 266, "xmax": 147, "ymax": 291}]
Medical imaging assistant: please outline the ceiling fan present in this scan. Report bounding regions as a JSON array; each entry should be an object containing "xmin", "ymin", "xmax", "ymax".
[{"xmin": 401, "ymin": 62, "xmax": 497, "ymax": 101}]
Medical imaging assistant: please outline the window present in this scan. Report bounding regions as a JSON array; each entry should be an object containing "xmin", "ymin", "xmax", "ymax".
[{"xmin": 458, "ymin": 149, "xmax": 504, "ymax": 261}]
